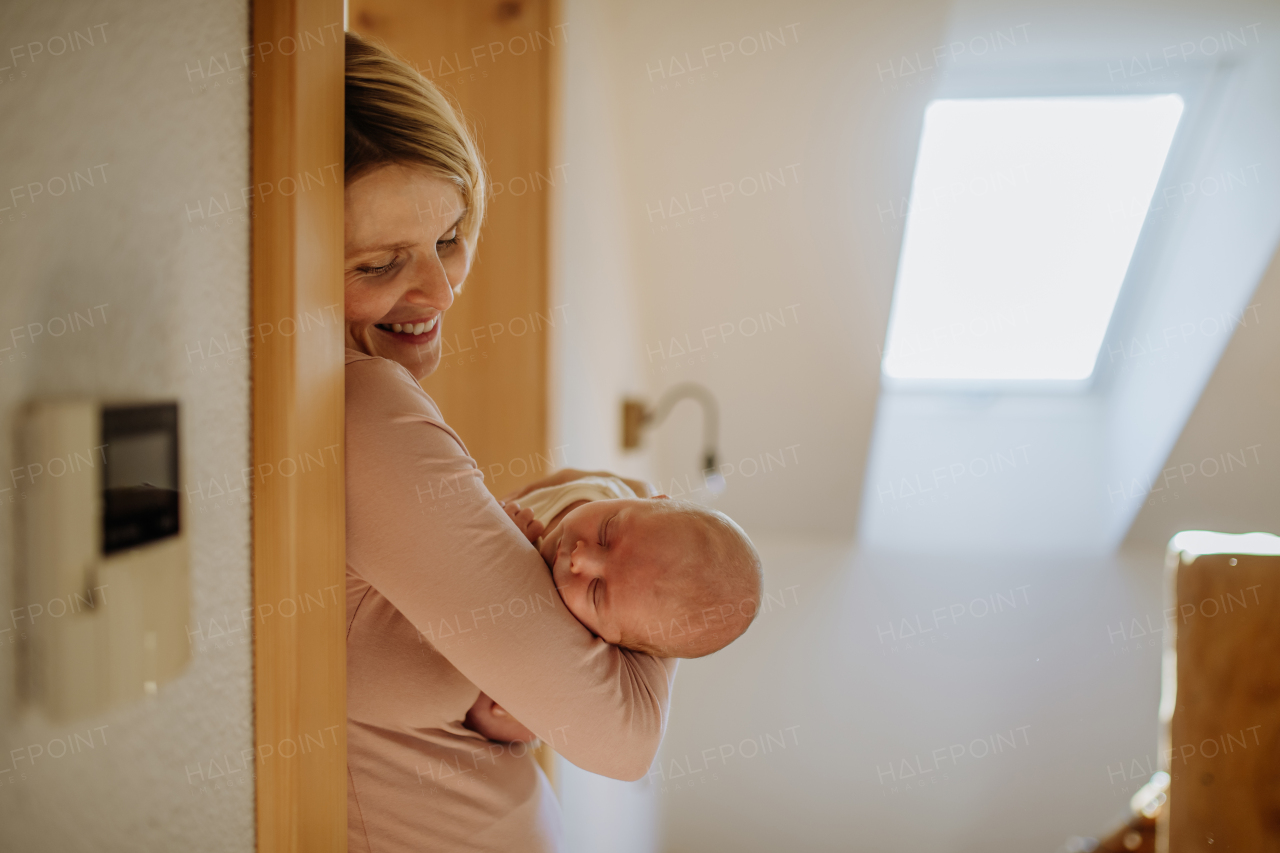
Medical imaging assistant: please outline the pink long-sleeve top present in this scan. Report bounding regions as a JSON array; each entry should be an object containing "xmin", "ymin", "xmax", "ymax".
[{"xmin": 344, "ymin": 348, "xmax": 677, "ymax": 853}]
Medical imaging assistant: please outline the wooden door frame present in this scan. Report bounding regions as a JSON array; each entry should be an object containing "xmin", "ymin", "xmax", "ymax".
[{"xmin": 251, "ymin": 1, "xmax": 347, "ymax": 850}]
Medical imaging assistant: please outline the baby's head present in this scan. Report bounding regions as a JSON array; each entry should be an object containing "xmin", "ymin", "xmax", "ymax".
[{"xmin": 540, "ymin": 496, "xmax": 762, "ymax": 658}]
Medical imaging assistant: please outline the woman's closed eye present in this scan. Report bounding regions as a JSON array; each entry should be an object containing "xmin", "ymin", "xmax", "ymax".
[
  {"xmin": 356, "ymin": 255, "xmax": 402, "ymax": 277},
  {"xmin": 437, "ymin": 227, "xmax": 460, "ymax": 249}
]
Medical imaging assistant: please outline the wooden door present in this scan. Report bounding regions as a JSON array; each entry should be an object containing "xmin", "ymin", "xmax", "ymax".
[
  {"xmin": 252, "ymin": 1, "xmax": 347, "ymax": 850},
  {"xmin": 348, "ymin": 0, "xmax": 556, "ymax": 498}
]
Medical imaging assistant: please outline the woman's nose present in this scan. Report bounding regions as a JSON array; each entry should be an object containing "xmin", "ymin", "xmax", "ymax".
[{"xmin": 405, "ymin": 256, "xmax": 455, "ymax": 311}]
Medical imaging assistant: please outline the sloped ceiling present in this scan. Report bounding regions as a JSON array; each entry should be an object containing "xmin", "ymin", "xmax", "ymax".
[
  {"xmin": 1125, "ymin": 242, "xmax": 1280, "ymax": 548},
  {"xmin": 617, "ymin": 0, "xmax": 1279, "ymax": 542}
]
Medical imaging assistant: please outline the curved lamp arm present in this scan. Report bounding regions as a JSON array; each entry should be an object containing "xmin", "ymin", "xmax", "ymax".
[{"xmin": 621, "ymin": 383, "xmax": 725, "ymax": 493}]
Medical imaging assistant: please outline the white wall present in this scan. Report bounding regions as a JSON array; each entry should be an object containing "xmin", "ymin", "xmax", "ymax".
[
  {"xmin": 551, "ymin": 0, "xmax": 1280, "ymax": 851},
  {"xmin": 0, "ymin": 1, "xmax": 254, "ymax": 849},
  {"xmin": 617, "ymin": 0, "xmax": 953, "ymax": 537},
  {"xmin": 548, "ymin": 0, "xmax": 652, "ymax": 484},
  {"xmin": 549, "ymin": 2, "xmax": 660, "ymax": 850}
]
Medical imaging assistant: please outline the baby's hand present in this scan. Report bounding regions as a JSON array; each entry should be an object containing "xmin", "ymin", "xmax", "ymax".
[
  {"xmin": 464, "ymin": 692, "xmax": 538, "ymax": 743},
  {"xmin": 501, "ymin": 501, "xmax": 545, "ymax": 544}
]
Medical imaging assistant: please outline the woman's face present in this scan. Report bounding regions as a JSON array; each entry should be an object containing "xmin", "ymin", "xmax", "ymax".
[{"xmin": 344, "ymin": 164, "xmax": 471, "ymax": 380}]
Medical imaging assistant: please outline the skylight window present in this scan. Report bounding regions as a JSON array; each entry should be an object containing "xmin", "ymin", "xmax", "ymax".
[{"xmin": 882, "ymin": 95, "xmax": 1184, "ymax": 383}]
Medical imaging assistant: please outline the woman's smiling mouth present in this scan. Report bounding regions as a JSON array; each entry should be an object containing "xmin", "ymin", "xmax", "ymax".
[{"xmin": 374, "ymin": 316, "xmax": 439, "ymax": 338}]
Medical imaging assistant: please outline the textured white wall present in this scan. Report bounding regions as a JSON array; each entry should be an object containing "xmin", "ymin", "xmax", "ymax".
[{"xmin": 0, "ymin": 1, "xmax": 254, "ymax": 849}]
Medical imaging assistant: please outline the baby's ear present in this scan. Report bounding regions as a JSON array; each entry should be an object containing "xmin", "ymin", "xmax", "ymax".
[{"xmin": 649, "ymin": 494, "xmax": 671, "ymax": 500}]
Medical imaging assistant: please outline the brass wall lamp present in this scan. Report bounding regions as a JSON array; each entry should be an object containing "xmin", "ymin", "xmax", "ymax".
[{"xmin": 621, "ymin": 383, "xmax": 726, "ymax": 494}]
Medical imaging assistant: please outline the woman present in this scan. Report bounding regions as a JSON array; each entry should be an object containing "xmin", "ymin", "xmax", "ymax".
[{"xmin": 342, "ymin": 33, "xmax": 677, "ymax": 852}]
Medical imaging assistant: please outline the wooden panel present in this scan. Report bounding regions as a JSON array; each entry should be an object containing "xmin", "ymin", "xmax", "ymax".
[
  {"xmin": 348, "ymin": 0, "xmax": 554, "ymax": 497},
  {"xmin": 251, "ymin": 1, "xmax": 347, "ymax": 851},
  {"xmin": 1162, "ymin": 552, "xmax": 1280, "ymax": 853}
]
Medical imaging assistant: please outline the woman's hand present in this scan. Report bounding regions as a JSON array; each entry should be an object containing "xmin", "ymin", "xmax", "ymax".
[
  {"xmin": 464, "ymin": 692, "xmax": 539, "ymax": 744},
  {"xmin": 503, "ymin": 468, "xmax": 656, "ymax": 502}
]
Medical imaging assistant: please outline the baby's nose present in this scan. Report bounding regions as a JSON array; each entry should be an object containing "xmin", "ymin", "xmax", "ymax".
[{"xmin": 568, "ymin": 540, "xmax": 605, "ymax": 576}]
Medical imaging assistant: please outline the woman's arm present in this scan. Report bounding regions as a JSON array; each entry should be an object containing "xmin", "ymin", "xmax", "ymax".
[
  {"xmin": 502, "ymin": 468, "xmax": 656, "ymax": 502},
  {"xmin": 346, "ymin": 358, "xmax": 675, "ymax": 780}
]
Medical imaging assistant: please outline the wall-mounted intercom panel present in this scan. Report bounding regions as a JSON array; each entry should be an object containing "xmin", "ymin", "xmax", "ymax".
[{"xmin": 20, "ymin": 400, "xmax": 190, "ymax": 722}]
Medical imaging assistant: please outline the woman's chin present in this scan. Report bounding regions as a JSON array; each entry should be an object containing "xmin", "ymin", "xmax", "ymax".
[
  {"xmin": 399, "ymin": 348, "xmax": 440, "ymax": 381},
  {"xmin": 376, "ymin": 329, "xmax": 442, "ymax": 379}
]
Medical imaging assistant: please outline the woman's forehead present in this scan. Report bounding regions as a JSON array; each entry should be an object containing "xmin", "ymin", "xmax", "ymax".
[{"xmin": 345, "ymin": 166, "xmax": 463, "ymax": 252}]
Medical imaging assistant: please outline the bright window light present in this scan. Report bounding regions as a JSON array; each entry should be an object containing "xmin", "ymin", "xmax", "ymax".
[{"xmin": 882, "ymin": 95, "xmax": 1184, "ymax": 383}]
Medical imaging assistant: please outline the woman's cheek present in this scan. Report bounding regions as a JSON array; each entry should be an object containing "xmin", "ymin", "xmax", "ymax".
[
  {"xmin": 347, "ymin": 280, "xmax": 390, "ymax": 324},
  {"xmin": 446, "ymin": 250, "xmax": 471, "ymax": 290},
  {"xmin": 343, "ymin": 279, "xmax": 368, "ymax": 323}
]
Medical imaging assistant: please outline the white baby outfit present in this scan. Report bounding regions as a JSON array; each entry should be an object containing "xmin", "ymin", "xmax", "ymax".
[{"xmin": 516, "ymin": 475, "xmax": 638, "ymax": 531}]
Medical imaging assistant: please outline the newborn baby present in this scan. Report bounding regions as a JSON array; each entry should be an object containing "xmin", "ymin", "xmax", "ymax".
[{"xmin": 465, "ymin": 476, "xmax": 762, "ymax": 743}]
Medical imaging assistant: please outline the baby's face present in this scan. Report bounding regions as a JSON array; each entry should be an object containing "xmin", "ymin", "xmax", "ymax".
[{"xmin": 539, "ymin": 497, "xmax": 686, "ymax": 646}]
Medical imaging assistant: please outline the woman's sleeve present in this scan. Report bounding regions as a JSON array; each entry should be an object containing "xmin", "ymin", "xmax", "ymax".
[{"xmin": 346, "ymin": 357, "xmax": 677, "ymax": 781}]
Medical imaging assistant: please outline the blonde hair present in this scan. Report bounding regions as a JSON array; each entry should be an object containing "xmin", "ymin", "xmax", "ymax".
[{"xmin": 344, "ymin": 31, "xmax": 487, "ymax": 251}]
